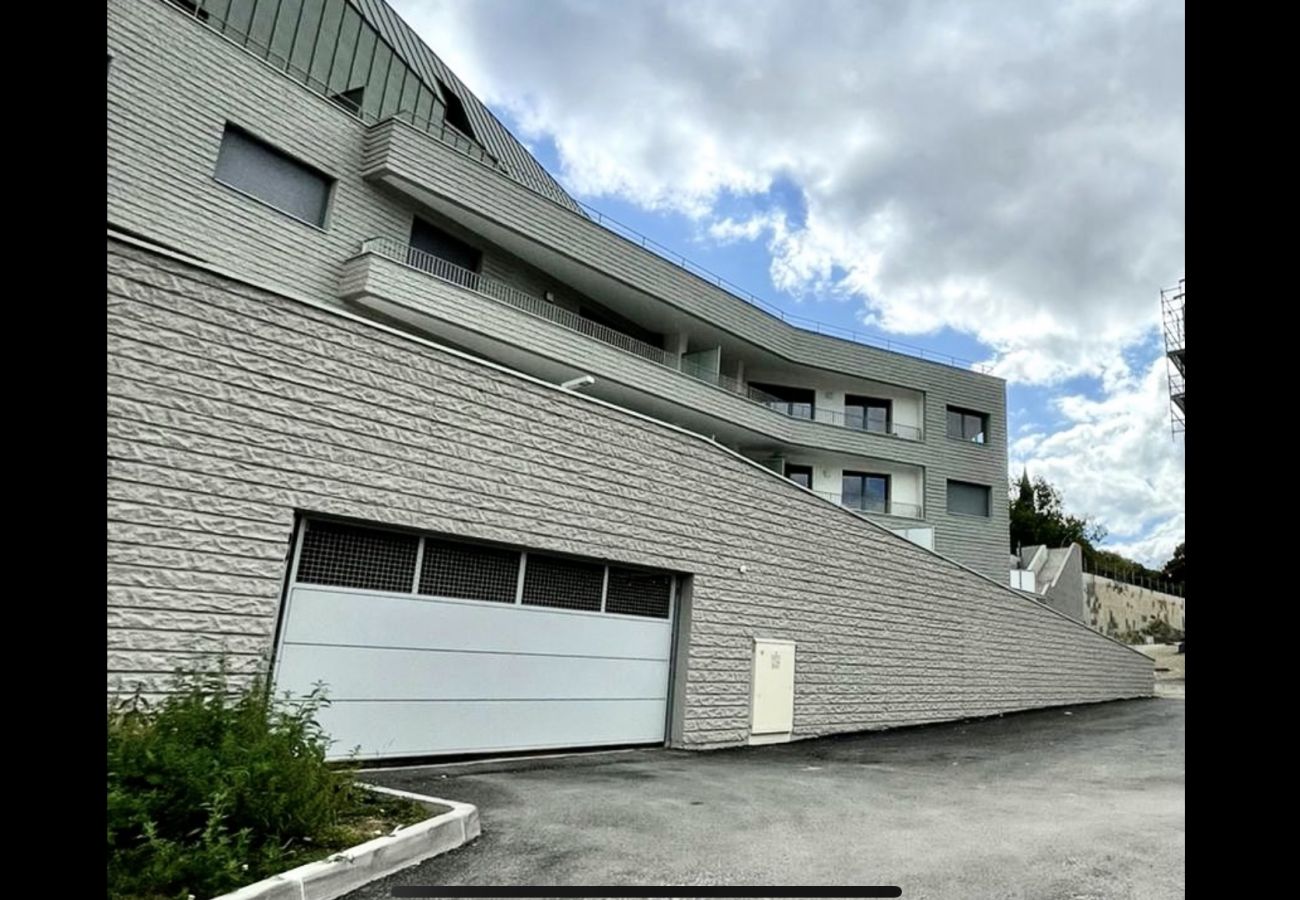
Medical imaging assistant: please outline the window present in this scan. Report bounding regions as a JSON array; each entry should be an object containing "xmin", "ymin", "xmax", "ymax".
[
  {"xmin": 437, "ymin": 78, "xmax": 476, "ymax": 140},
  {"xmin": 170, "ymin": 0, "xmax": 211, "ymax": 22},
  {"xmin": 842, "ymin": 471, "xmax": 889, "ymax": 514},
  {"xmin": 947, "ymin": 480, "xmax": 991, "ymax": 517},
  {"xmin": 785, "ymin": 464, "xmax": 813, "ymax": 490},
  {"xmin": 408, "ymin": 217, "xmax": 480, "ymax": 274},
  {"xmin": 947, "ymin": 406, "xmax": 988, "ymax": 443},
  {"xmin": 845, "ymin": 395, "xmax": 892, "ymax": 434},
  {"xmin": 749, "ymin": 382, "xmax": 815, "ymax": 420},
  {"xmin": 214, "ymin": 125, "xmax": 332, "ymax": 226}
]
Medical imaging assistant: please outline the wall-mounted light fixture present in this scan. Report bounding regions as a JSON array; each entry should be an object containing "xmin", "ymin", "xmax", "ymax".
[{"xmin": 560, "ymin": 375, "xmax": 596, "ymax": 391}]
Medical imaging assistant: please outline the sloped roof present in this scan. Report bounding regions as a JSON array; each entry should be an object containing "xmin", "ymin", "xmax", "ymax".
[{"xmin": 351, "ymin": 0, "xmax": 583, "ymax": 214}]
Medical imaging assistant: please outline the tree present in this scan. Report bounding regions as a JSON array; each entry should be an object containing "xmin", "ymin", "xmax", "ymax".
[
  {"xmin": 1008, "ymin": 472, "xmax": 1106, "ymax": 555},
  {"xmin": 1161, "ymin": 542, "xmax": 1185, "ymax": 585}
]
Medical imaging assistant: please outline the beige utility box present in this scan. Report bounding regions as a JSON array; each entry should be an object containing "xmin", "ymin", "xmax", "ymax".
[{"xmin": 749, "ymin": 638, "xmax": 796, "ymax": 744}]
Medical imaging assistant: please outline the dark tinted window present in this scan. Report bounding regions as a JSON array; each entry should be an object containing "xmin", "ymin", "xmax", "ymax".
[
  {"xmin": 786, "ymin": 464, "xmax": 813, "ymax": 489},
  {"xmin": 947, "ymin": 480, "xmax": 991, "ymax": 517},
  {"xmin": 845, "ymin": 395, "xmax": 891, "ymax": 434},
  {"xmin": 438, "ymin": 78, "xmax": 476, "ymax": 140},
  {"xmin": 214, "ymin": 126, "xmax": 331, "ymax": 226},
  {"xmin": 947, "ymin": 406, "xmax": 988, "ymax": 443},
  {"xmin": 842, "ymin": 471, "xmax": 889, "ymax": 513},
  {"xmin": 750, "ymin": 382, "xmax": 815, "ymax": 420},
  {"xmin": 409, "ymin": 217, "xmax": 482, "ymax": 275}
]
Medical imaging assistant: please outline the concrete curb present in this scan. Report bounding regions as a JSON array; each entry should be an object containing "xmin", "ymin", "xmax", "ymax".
[{"xmin": 210, "ymin": 784, "xmax": 480, "ymax": 900}]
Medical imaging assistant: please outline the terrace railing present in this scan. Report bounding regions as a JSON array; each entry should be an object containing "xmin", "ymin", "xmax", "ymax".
[{"xmin": 362, "ymin": 237, "xmax": 929, "ymax": 445}]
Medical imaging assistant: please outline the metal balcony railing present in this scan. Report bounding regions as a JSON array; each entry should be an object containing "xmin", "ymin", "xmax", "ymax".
[
  {"xmin": 361, "ymin": 237, "xmax": 928, "ymax": 445},
  {"xmin": 681, "ymin": 363, "xmax": 922, "ymax": 441},
  {"xmin": 814, "ymin": 491, "xmax": 924, "ymax": 520},
  {"xmin": 809, "ymin": 408, "xmax": 923, "ymax": 441},
  {"xmin": 362, "ymin": 238, "xmax": 677, "ymax": 367}
]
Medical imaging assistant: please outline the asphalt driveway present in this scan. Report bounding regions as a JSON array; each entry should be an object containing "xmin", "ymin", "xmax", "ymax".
[{"xmin": 352, "ymin": 697, "xmax": 1184, "ymax": 898}]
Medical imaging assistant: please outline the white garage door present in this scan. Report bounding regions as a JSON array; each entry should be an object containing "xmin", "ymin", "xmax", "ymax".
[{"xmin": 272, "ymin": 519, "xmax": 676, "ymax": 760}]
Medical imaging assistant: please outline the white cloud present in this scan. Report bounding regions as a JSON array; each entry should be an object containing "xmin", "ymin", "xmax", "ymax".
[
  {"xmin": 393, "ymin": 0, "xmax": 1185, "ymax": 561},
  {"xmin": 395, "ymin": 0, "xmax": 1184, "ymax": 385},
  {"xmin": 1009, "ymin": 356, "xmax": 1185, "ymax": 566}
]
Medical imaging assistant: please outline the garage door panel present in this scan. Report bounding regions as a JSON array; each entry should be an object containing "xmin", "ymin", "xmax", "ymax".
[
  {"xmin": 274, "ymin": 522, "xmax": 677, "ymax": 759},
  {"xmin": 316, "ymin": 697, "xmax": 669, "ymax": 759},
  {"xmin": 275, "ymin": 642, "xmax": 671, "ymax": 701},
  {"xmin": 283, "ymin": 587, "xmax": 672, "ymax": 658}
]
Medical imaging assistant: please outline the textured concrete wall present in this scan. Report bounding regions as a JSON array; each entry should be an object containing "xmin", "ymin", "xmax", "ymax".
[
  {"xmin": 1040, "ymin": 545, "xmax": 1086, "ymax": 622},
  {"xmin": 107, "ymin": 237, "xmax": 1152, "ymax": 749},
  {"xmin": 1085, "ymin": 575, "xmax": 1186, "ymax": 639},
  {"xmin": 107, "ymin": 0, "xmax": 1010, "ymax": 581}
]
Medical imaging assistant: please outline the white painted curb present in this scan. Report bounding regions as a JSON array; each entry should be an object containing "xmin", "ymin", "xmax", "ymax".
[{"xmin": 210, "ymin": 784, "xmax": 480, "ymax": 900}]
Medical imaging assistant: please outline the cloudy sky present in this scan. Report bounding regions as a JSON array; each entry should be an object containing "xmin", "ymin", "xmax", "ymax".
[{"xmin": 393, "ymin": 0, "xmax": 1185, "ymax": 566}]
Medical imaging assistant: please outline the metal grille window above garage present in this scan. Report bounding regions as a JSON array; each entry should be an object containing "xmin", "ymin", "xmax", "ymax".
[
  {"xmin": 418, "ymin": 537, "xmax": 519, "ymax": 603},
  {"xmin": 295, "ymin": 520, "xmax": 419, "ymax": 592},
  {"xmin": 605, "ymin": 567, "xmax": 672, "ymax": 619},
  {"xmin": 521, "ymin": 555, "xmax": 605, "ymax": 612}
]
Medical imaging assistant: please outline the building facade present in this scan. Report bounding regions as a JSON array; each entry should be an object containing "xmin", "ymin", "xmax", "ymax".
[
  {"xmin": 107, "ymin": 0, "xmax": 1151, "ymax": 759},
  {"xmin": 109, "ymin": 0, "xmax": 1010, "ymax": 579}
]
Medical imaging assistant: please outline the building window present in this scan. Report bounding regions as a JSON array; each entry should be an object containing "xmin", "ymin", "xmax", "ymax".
[
  {"xmin": 946, "ymin": 406, "xmax": 988, "ymax": 443},
  {"xmin": 213, "ymin": 125, "xmax": 332, "ymax": 226},
  {"xmin": 437, "ymin": 77, "xmax": 476, "ymax": 140},
  {"xmin": 842, "ymin": 471, "xmax": 889, "ymax": 514},
  {"xmin": 169, "ymin": 0, "xmax": 211, "ymax": 22},
  {"xmin": 785, "ymin": 464, "xmax": 813, "ymax": 490},
  {"xmin": 845, "ymin": 395, "xmax": 892, "ymax": 434},
  {"xmin": 947, "ymin": 480, "xmax": 991, "ymax": 517},
  {"xmin": 408, "ymin": 216, "xmax": 482, "ymax": 279},
  {"xmin": 749, "ymin": 383, "xmax": 815, "ymax": 420}
]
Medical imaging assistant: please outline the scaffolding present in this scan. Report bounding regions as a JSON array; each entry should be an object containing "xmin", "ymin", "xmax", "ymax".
[{"xmin": 1161, "ymin": 278, "xmax": 1185, "ymax": 435}]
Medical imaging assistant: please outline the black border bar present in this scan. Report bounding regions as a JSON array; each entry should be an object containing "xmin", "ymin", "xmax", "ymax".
[{"xmin": 389, "ymin": 890, "xmax": 903, "ymax": 898}]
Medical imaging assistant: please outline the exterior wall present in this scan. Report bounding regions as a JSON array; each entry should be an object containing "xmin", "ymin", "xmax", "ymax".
[
  {"xmin": 364, "ymin": 122, "xmax": 1010, "ymax": 575},
  {"xmin": 1040, "ymin": 545, "xmax": 1086, "ymax": 622},
  {"xmin": 346, "ymin": 253, "xmax": 1005, "ymax": 570},
  {"xmin": 1084, "ymin": 575, "xmax": 1186, "ymax": 638},
  {"xmin": 108, "ymin": 0, "xmax": 1009, "ymax": 580},
  {"xmin": 107, "ymin": 238, "xmax": 1152, "ymax": 748}
]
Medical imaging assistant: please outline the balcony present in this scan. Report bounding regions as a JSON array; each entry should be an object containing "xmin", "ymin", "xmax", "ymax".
[
  {"xmin": 813, "ymin": 491, "xmax": 924, "ymax": 520},
  {"xmin": 349, "ymin": 238, "xmax": 929, "ymax": 454},
  {"xmin": 360, "ymin": 119, "xmax": 1003, "ymax": 394},
  {"xmin": 361, "ymin": 238, "xmax": 678, "ymax": 367}
]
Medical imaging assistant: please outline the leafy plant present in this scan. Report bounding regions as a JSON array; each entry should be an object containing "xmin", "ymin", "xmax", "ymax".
[{"xmin": 107, "ymin": 664, "xmax": 358, "ymax": 900}]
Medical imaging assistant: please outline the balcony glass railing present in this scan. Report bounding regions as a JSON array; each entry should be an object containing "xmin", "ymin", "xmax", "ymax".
[
  {"xmin": 813, "ymin": 491, "xmax": 924, "ymax": 520},
  {"xmin": 362, "ymin": 237, "xmax": 926, "ymax": 444},
  {"xmin": 810, "ymin": 408, "xmax": 923, "ymax": 441}
]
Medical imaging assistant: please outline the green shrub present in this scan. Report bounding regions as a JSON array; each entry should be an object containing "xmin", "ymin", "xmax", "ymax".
[{"xmin": 107, "ymin": 665, "xmax": 357, "ymax": 900}]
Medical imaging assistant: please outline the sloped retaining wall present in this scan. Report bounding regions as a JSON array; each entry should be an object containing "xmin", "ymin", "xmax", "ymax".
[{"xmin": 107, "ymin": 237, "xmax": 1153, "ymax": 750}]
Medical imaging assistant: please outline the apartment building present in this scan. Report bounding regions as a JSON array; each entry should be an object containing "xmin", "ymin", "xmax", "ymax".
[{"xmin": 107, "ymin": 0, "xmax": 1150, "ymax": 759}]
